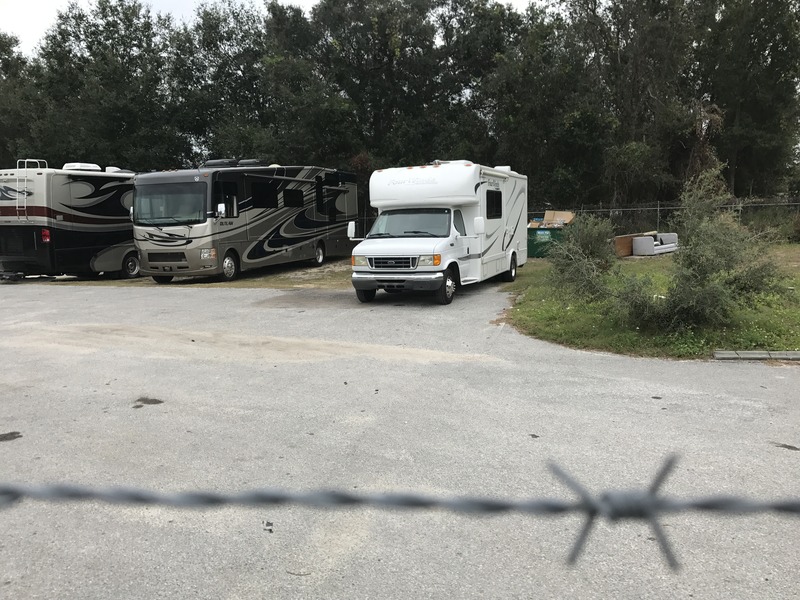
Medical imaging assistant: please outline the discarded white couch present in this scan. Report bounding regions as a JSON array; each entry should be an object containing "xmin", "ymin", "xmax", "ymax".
[{"xmin": 632, "ymin": 233, "xmax": 678, "ymax": 256}]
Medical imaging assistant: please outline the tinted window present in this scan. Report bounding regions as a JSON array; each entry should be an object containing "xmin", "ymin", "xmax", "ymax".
[
  {"xmin": 251, "ymin": 181, "xmax": 278, "ymax": 209},
  {"xmin": 486, "ymin": 190, "xmax": 502, "ymax": 220},
  {"xmin": 283, "ymin": 188, "xmax": 304, "ymax": 208},
  {"xmin": 214, "ymin": 180, "xmax": 239, "ymax": 218}
]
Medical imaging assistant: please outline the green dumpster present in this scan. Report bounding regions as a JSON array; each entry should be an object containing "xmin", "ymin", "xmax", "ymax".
[{"xmin": 527, "ymin": 227, "xmax": 564, "ymax": 258}]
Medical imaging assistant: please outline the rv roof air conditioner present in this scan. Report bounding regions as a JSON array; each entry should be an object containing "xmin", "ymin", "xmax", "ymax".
[
  {"xmin": 202, "ymin": 158, "xmax": 239, "ymax": 168},
  {"xmin": 237, "ymin": 158, "xmax": 275, "ymax": 167},
  {"xmin": 62, "ymin": 162, "xmax": 102, "ymax": 171}
]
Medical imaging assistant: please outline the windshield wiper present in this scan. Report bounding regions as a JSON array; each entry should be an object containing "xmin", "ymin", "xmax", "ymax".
[
  {"xmin": 368, "ymin": 232, "xmax": 396, "ymax": 238},
  {"xmin": 403, "ymin": 230, "xmax": 437, "ymax": 237}
]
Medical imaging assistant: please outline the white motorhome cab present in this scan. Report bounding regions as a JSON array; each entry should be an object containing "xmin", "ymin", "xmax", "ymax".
[
  {"xmin": 0, "ymin": 159, "xmax": 137, "ymax": 280},
  {"xmin": 348, "ymin": 160, "xmax": 527, "ymax": 304}
]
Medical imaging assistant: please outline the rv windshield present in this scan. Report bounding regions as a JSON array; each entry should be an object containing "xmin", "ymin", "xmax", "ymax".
[
  {"xmin": 367, "ymin": 208, "xmax": 450, "ymax": 238},
  {"xmin": 134, "ymin": 182, "xmax": 207, "ymax": 226}
]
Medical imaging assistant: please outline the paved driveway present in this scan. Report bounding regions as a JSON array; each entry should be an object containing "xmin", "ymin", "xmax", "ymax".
[{"xmin": 1, "ymin": 280, "xmax": 798, "ymax": 599}]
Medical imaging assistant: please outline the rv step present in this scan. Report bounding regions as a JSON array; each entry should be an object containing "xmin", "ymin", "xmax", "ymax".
[{"xmin": 461, "ymin": 277, "xmax": 479, "ymax": 284}]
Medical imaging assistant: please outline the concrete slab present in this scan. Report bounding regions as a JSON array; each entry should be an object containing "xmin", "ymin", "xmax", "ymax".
[
  {"xmin": 735, "ymin": 351, "xmax": 772, "ymax": 360},
  {"xmin": 768, "ymin": 351, "xmax": 800, "ymax": 361}
]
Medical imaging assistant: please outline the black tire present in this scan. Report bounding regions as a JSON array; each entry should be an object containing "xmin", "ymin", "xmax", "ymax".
[
  {"xmin": 434, "ymin": 267, "xmax": 456, "ymax": 305},
  {"xmin": 356, "ymin": 288, "xmax": 376, "ymax": 303},
  {"xmin": 152, "ymin": 275, "xmax": 173, "ymax": 284},
  {"xmin": 219, "ymin": 251, "xmax": 239, "ymax": 281},
  {"xmin": 501, "ymin": 253, "xmax": 517, "ymax": 282},
  {"xmin": 120, "ymin": 252, "xmax": 141, "ymax": 279},
  {"xmin": 313, "ymin": 242, "xmax": 326, "ymax": 266}
]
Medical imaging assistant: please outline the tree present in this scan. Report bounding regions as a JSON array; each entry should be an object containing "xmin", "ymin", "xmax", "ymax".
[
  {"xmin": 312, "ymin": 0, "xmax": 442, "ymax": 164},
  {"xmin": 0, "ymin": 33, "xmax": 32, "ymax": 166},
  {"xmin": 485, "ymin": 7, "xmax": 614, "ymax": 208},
  {"xmin": 692, "ymin": 0, "xmax": 800, "ymax": 196},
  {"xmin": 559, "ymin": 0, "xmax": 696, "ymax": 206},
  {"xmin": 25, "ymin": 0, "xmax": 188, "ymax": 170}
]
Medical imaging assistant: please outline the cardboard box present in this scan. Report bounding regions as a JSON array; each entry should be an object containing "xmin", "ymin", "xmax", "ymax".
[
  {"xmin": 529, "ymin": 211, "xmax": 575, "ymax": 228},
  {"xmin": 542, "ymin": 210, "xmax": 575, "ymax": 227}
]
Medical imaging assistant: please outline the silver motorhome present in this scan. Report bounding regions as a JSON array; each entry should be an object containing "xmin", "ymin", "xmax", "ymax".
[
  {"xmin": 132, "ymin": 160, "xmax": 358, "ymax": 283},
  {"xmin": 0, "ymin": 159, "xmax": 137, "ymax": 279}
]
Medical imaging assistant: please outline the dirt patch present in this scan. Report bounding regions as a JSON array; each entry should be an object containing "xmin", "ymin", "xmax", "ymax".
[{"xmin": 0, "ymin": 323, "xmax": 499, "ymax": 365}]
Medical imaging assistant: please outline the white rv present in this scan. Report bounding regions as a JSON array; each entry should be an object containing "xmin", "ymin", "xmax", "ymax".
[
  {"xmin": 133, "ymin": 160, "xmax": 358, "ymax": 283},
  {"xmin": 347, "ymin": 160, "xmax": 527, "ymax": 304},
  {"xmin": 0, "ymin": 159, "xmax": 137, "ymax": 279}
]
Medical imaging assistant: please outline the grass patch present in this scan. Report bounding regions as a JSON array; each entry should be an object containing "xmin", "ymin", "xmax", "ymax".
[{"xmin": 507, "ymin": 246, "xmax": 800, "ymax": 358}]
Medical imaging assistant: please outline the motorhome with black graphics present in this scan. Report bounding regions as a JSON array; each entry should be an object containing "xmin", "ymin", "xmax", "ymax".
[
  {"xmin": 0, "ymin": 159, "xmax": 137, "ymax": 280},
  {"xmin": 132, "ymin": 160, "xmax": 358, "ymax": 283},
  {"xmin": 348, "ymin": 160, "xmax": 527, "ymax": 304}
]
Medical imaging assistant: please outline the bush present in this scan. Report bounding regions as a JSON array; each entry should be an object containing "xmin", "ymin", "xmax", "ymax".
[
  {"xmin": 615, "ymin": 168, "xmax": 784, "ymax": 331},
  {"xmin": 547, "ymin": 214, "xmax": 617, "ymax": 299}
]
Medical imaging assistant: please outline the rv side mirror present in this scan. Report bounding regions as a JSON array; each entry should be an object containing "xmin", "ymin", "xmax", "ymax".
[
  {"xmin": 129, "ymin": 206, "xmax": 134, "ymax": 222},
  {"xmin": 216, "ymin": 203, "xmax": 227, "ymax": 219},
  {"xmin": 473, "ymin": 217, "xmax": 485, "ymax": 235},
  {"xmin": 347, "ymin": 221, "xmax": 356, "ymax": 239}
]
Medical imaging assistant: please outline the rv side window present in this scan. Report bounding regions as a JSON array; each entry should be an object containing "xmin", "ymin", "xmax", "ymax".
[
  {"xmin": 250, "ymin": 181, "xmax": 278, "ymax": 209},
  {"xmin": 214, "ymin": 180, "xmax": 239, "ymax": 218},
  {"xmin": 283, "ymin": 188, "xmax": 304, "ymax": 208},
  {"xmin": 453, "ymin": 210, "xmax": 466, "ymax": 235},
  {"xmin": 486, "ymin": 190, "xmax": 502, "ymax": 220}
]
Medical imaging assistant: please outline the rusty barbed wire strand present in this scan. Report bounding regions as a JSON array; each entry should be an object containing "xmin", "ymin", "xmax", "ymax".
[{"xmin": 1, "ymin": 456, "xmax": 799, "ymax": 570}]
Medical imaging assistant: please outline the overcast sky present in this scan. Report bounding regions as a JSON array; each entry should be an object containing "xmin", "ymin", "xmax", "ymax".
[{"xmin": 3, "ymin": 0, "xmax": 534, "ymax": 56}]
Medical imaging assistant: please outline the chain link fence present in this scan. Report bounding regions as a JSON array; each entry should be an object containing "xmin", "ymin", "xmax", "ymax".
[{"xmin": 529, "ymin": 199, "xmax": 800, "ymax": 240}]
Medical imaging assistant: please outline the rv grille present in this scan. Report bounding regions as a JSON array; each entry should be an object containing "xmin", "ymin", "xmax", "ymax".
[
  {"xmin": 369, "ymin": 257, "xmax": 417, "ymax": 269},
  {"xmin": 148, "ymin": 252, "xmax": 187, "ymax": 263}
]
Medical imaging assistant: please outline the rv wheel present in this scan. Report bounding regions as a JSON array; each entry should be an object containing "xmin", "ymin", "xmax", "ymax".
[
  {"xmin": 313, "ymin": 242, "xmax": 326, "ymax": 266},
  {"xmin": 501, "ymin": 254, "xmax": 517, "ymax": 282},
  {"xmin": 356, "ymin": 289, "xmax": 376, "ymax": 303},
  {"xmin": 153, "ymin": 275, "xmax": 173, "ymax": 284},
  {"xmin": 435, "ymin": 267, "xmax": 456, "ymax": 305},
  {"xmin": 220, "ymin": 251, "xmax": 239, "ymax": 281},
  {"xmin": 121, "ymin": 252, "xmax": 141, "ymax": 279}
]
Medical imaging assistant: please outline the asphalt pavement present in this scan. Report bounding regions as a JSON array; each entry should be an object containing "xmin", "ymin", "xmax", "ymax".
[{"xmin": 1, "ymin": 279, "xmax": 798, "ymax": 599}]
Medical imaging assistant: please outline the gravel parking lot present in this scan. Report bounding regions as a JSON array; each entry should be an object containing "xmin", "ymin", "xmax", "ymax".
[{"xmin": 1, "ymin": 277, "xmax": 799, "ymax": 599}]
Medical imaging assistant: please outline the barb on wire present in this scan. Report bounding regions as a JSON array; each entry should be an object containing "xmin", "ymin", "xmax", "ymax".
[{"xmin": 2, "ymin": 455, "xmax": 799, "ymax": 571}]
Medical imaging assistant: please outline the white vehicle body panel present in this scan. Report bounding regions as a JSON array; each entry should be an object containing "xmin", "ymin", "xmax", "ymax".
[{"xmin": 351, "ymin": 161, "xmax": 527, "ymax": 301}]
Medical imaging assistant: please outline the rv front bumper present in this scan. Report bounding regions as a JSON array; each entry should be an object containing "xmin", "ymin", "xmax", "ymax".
[{"xmin": 352, "ymin": 270, "xmax": 444, "ymax": 292}]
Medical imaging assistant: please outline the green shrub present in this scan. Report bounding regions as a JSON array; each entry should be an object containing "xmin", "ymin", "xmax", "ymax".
[
  {"xmin": 791, "ymin": 213, "xmax": 800, "ymax": 243},
  {"xmin": 615, "ymin": 168, "xmax": 785, "ymax": 331},
  {"xmin": 547, "ymin": 214, "xmax": 617, "ymax": 299},
  {"xmin": 614, "ymin": 273, "xmax": 668, "ymax": 329}
]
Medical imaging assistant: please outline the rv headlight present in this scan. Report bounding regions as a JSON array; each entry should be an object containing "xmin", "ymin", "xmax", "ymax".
[
  {"xmin": 200, "ymin": 248, "xmax": 217, "ymax": 260},
  {"xmin": 418, "ymin": 254, "xmax": 441, "ymax": 267},
  {"xmin": 352, "ymin": 255, "xmax": 368, "ymax": 267}
]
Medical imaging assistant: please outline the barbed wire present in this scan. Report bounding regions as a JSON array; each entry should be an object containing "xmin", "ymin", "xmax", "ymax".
[{"xmin": 1, "ymin": 455, "xmax": 799, "ymax": 570}]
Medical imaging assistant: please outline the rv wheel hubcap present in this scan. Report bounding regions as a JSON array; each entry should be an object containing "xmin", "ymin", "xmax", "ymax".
[{"xmin": 223, "ymin": 257, "xmax": 235, "ymax": 277}]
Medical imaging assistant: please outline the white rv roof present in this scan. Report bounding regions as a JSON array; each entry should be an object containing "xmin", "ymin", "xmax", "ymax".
[{"xmin": 369, "ymin": 161, "xmax": 522, "ymax": 210}]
